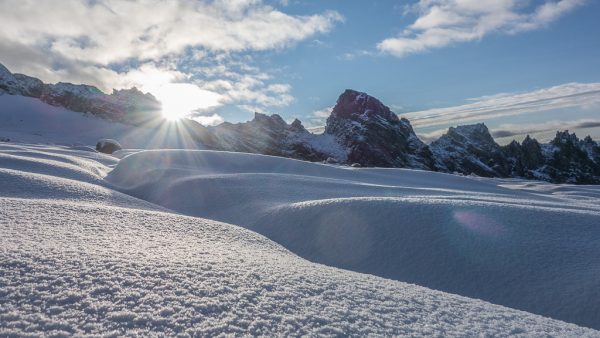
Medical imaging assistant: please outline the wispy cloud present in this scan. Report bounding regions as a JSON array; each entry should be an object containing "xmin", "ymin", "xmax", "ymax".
[
  {"xmin": 304, "ymin": 105, "xmax": 334, "ymax": 128},
  {"xmin": 338, "ymin": 50, "xmax": 375, "ymax": 61},
  {"xmin": 491, "ymin": 119, "xmax": 600, "ymax": 139},
  {"xmin": 416, "ymin": 118, "xmax": 600, "ymax": 144},
  {"xmin": 378, "ymin": 0, "xmax": 586, "ymax": 57},
  {"xmin": 417, "ymin": 128, "xmax": 449, "ymax": 143},
  {"xmin": 404, "ymin": 82, "xmax": 600, "ymax": 129},
  {"xmin": 198, "ymin": 60, "xmax": 295, "ymax": 110}
]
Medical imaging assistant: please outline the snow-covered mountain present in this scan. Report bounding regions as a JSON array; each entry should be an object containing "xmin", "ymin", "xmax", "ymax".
[
  {"xmin": 0, "ymin": 63, "xmax": 161, "ymax": 124},
  {"xmin": 324, "ymin": 89, "xmax": 435, "ymax": 168},
  {"xmin": 1, "ymin": 62, "xmax": 599, "ymax": 184},
  {"xmin": 431, "ymin": 123, "xmax": 600, "ymax": 183},
  {"xmin": 204, "ymin": 112, "xmax": 344, "ymax": 162},
  {"xmin": 201, "ymin": 89, "xmax": 433, "ymax": 167},
  {"xmin": 430, "ymin": 123, "xmax": 511, "ymax": 177}
]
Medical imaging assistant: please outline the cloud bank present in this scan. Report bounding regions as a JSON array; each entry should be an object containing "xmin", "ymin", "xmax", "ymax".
[
  {"xmin": 491, "ymin": 119, "xmax": 600, "ymax": 139},
  {"xmin": 0, "ymin": 0, "xmax": 342, "ymax": 66},
  {"xmin": 0, "ymin": 0, "xmax": 342, "ymax": 125},
  {"xmin": 378, "ymin": 0, "xmax": 586, "ymax": 57}
]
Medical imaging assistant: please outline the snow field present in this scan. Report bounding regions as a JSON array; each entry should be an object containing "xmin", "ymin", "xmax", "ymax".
[
  {"xmin": 107, "ymin": 149, "xmax": 600, "ymax": 329},
  {"xmin": 1, "ymin": 144, "xmax": 599, "ymax": 335}
]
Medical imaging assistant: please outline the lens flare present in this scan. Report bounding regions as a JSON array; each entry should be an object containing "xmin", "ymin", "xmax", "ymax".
[{"xmin": 453, "ymin": 211, "xmax": 507, "ymax": 238}]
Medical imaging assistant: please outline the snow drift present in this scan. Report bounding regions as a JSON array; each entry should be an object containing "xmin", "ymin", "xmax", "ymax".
[
  {"xmin": 107, "ymin": 149, "xmax": 600, "ymax": 329},
  {"xmin": 4, "ymin": 144, "xmax": 598, "ymax": 335}
]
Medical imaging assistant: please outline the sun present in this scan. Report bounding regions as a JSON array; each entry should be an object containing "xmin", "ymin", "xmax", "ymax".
[{"xmin": 145, "ymin": 83, "xmax": 221, "ymax": 121}]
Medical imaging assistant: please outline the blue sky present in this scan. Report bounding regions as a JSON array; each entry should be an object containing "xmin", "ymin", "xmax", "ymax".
[{"xmin": 1, "ymin": 0, "xmax": 599, "ymax": 143}]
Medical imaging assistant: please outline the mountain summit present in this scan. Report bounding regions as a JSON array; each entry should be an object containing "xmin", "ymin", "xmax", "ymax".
[
  {"xmin": 431, "ymin": 123, "xmax": 510, "ymax": 177},
  {"xmin": 325, "ymin": 89, "xmax": 435, "ymax": 169}
]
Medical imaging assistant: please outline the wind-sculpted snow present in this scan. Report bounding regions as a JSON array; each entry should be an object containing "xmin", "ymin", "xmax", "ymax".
[
  {"xmin": 2, "ymin": 145, "xmax": 599, "ymax": 335},
  {"xmin": 107, "ymin": 149, "xmax": 600, "ymax": 329}
]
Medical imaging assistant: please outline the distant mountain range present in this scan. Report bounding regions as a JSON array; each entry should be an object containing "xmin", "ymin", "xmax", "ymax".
[{"xmin": 1, "ymin": 63, "xmax": 599, "ymax": 184}]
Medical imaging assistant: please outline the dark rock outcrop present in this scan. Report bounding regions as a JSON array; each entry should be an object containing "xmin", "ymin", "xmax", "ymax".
[
  {"xmin": 325, "ymin": 89, "xmax": 435, "ymax": 169},
  {"xmin": 430, "ymin": 123, "xmax": 510, "ymax": 177},
  {"xmin": 543, "ymin": 131, "xmax": 600, "ymax": 184},
  {"xmin": 432, "ymin": 125, "xmax": 600, "ymax": 183},
  {"xmin": 502, "ymin": 135, "xmax": 545, "ymax": 179},
  {"xmin": 96, "ymin": 139, "xmax": 122, "ymax": 154}
]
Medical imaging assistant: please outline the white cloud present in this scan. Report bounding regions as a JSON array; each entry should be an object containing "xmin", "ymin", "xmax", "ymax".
[
  {"xmin": 303, "ymin": 105, "xmax": 334, "ymax": 128},
  {"xmin": 378, "ymin": 0, "xmax": 586, "ymax": 57},
  {"xmin": 201, "ymin": 75, "xmax": 295, "ymax": 109},
  {"xmin": 0, "ymin": 0, "xmax": 342, "ymax": 117},
  {"xmin": 417, "ymin": 128, "xmax": 449, "ymax": 143},
  {"xmin": 338, "ymin": 50, "xmax": 375, "ymax": 61},
  {"xmin": 0, "ymin": 0, "xmax": 342, "ymax": 65},
  {"xmin": 191, "ymin": 113, "xmax": 226, "ymax": 126},
  {"xmin": 403, "ymin": 82, "xmax": 600, "ymax": 129},
  {"xmin": 312, "ymin": 106, "xmax": 334, "ymax": 118}
]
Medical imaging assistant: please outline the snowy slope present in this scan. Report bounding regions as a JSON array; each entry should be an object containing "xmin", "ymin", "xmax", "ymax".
[
  {"xmin": 0, "ymin": 94, "xmax": 203, "ymax": 149},
  {"xmin": 2, "ymin": 144, "xmax": 599, "ymax": 336},
  {"xmin": 107, "ymin": 149, "xmax": 600, "ymax": 329}
]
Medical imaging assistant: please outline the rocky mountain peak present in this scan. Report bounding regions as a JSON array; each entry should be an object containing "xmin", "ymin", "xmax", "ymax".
[
  {"xmin": 0, "ymin": 64, "xmax": 44, "ymax": 96},
  {"xmin": 328, "ymin": 89, "xmax": 399, "ymax": 123},
  {"xmin": 430, "ymin": 123, "xmax": 508, "ymax": 177},
  {"xmin": 446, "ymin": 123, "xmax": 496, "ymax": 146},
  {"xmin": 552, "ymin": 130, "xmax": 579, "ymax": 146},
  {"xmin": 252, "ymin": 112, "xmax": 287, "ymax": 128},
  {"xmin": 583, "ymin": 135, "xmax": 596, "ymax": 145},
  {"xmin": 289, "ymin": 118, "xmax": 307, "ymax": 133},
  {"xmin": 323, "ymin": 89, "xmax": 434, "ymax": 169}
]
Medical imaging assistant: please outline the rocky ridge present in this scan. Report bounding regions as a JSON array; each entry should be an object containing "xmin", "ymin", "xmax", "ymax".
[
  {"xmin": 1, "ymin": 62, "xmax": 599, "ymax": 184},
  {"xmin": 0, "ymin": 63, "xmax": 161, "ymax": 124}
]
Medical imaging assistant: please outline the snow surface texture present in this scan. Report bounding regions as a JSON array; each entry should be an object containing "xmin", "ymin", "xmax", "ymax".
[
  {"xmin": 107, "ymin": 149, "xmax": 600, "ymax": 330},
  {"xmin": 2, "ymin": 145, "xmax": 599, "ymax": 336}
]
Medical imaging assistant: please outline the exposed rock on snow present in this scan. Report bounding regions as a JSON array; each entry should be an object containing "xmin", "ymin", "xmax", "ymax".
[
  {"xmin": 1, "ymin": 143, "xmax": 599, "ymax": 336},
  {"xmin": 96, "ymin": 138, "xmax": 122, "ymax": 154}
]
